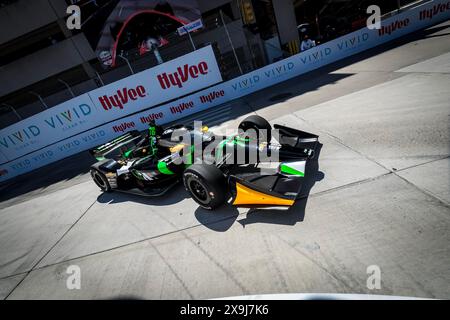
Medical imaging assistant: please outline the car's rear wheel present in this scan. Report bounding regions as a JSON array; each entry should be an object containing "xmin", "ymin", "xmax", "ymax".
[
  {"xmin": 183, "ymin": 164, "xmax": 227, "ymax": 210},
  {"xmin": 238, "ymin": 115, "xmax": 272, "ymax": 144},
  {"xmin": 90, "ymin": 169, "xmax": 112, "ymax": 192}
]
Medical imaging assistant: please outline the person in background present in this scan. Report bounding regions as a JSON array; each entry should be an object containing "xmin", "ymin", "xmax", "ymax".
[{"xmin": 300, "ymin": 34, "xmax": 316, "ymax": 52}]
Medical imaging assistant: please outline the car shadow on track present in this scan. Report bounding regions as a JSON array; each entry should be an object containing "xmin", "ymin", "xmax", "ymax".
[
  {"xmin": 194, "ymin": 205, "xmax": 241, "ymax": 232},
  {"xmin": 196, "ymin": 143, "xmax": 324, "ymax": 231},
  {"xmin": 96, "ymin": 183, "xmax": 189, "ymax": 206}
]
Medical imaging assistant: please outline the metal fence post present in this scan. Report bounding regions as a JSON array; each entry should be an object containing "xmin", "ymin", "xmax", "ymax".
[
  {"xmin": 58, "ymin": 79, "xmax": 75, "ymax": 98},
  {"xmin": 95, "ymin": 71, "xmax": 105, "ymax": 86},
  {"xmin": 29, "ymin": 91, "xmax": 48, "ymax": 110},
  {"xmin": 1, "ymin": 103, "xmax": 22, "ymax": 120},
  {"xmin": 118, "ymin": 54, "xmax": 135, "ymax": 75},
  {"xmin": 184, "ymin": 26, "xmax": 197, "ymax": 51},
  {"xmin": 220, "ymin": 9, "xmax": 244, "ymax": 75}
]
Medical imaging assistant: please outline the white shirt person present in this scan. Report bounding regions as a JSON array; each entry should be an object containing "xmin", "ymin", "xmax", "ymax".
[{"xmin": 301, "ymin": 35, "xmax": 316, "ymax": 52}]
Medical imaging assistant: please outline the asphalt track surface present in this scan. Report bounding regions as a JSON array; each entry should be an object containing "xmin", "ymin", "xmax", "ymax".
[{"xmin": 0, "ymin": 21, "xmax": 449, "ymax": 299}]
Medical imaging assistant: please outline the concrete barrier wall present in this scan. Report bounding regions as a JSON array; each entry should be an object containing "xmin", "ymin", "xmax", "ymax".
[{"xmin": 1, "ymin": 0, "xmax": 449, "ymax": 183}]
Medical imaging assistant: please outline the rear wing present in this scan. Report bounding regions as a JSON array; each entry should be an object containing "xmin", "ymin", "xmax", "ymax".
[
  {"xmin": 274, "ymin": 124, "xmax": 319, "ymax": 150},
  {"xmin": 274, "ymin": 124, "xmax": 319, "ymax": 161},
  {"xmin": 89, "ymin": 130, "xmax": 143, "ymax": 161}
]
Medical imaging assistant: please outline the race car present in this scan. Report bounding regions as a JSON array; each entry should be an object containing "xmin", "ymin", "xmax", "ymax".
[{"xmin": 89, "ymin": 115, "xmax": 319, "ymax": 210}]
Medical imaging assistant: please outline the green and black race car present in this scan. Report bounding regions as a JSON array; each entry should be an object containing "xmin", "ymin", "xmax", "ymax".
[{"xmin": 90, "ymin": 115, "xmax": 319, "ymax": 210}]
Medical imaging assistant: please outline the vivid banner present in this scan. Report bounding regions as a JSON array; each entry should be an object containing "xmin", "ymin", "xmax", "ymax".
[{"xmin": 0, "ymin": 94, "xmax": 100, "ymax": 161}]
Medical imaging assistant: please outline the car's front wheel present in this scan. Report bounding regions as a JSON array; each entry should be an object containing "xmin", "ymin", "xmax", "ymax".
[{"xmin": 183, "ymin": 164, "xmax": 228, "ymax": 210}]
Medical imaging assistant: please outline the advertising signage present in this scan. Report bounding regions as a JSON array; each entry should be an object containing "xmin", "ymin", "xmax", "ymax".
[
  {"xmin": 177, "ymin": 19, "xmax": 204, "ymax": 35},
  {"xmin": 87, "ymin": 45, "xmax": 222, "ymax": 123},
  {"xmin": 0, "ymin": 94, "xmax": 101, "ymax": 161},
  {"xmin": 0, "ymin": 45, "xmax": 223, "ymax": 162}
]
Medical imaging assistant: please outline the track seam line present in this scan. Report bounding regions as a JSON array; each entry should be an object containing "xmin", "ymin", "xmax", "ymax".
[
  {"xmin": 0, "ymin": 179, "xmax": 93, "ymax": 210},
  {"xmin": 2, "ymin": 171, "xmax": 396, "ymax": 280},
  {"xmin": 16, "ymin": 213, "xmax": 249, "ymax": 273},
  {"xmin": 293, "ymin": 113, "xmax": 450, "ymax": 208},
  {"xmin": 3, "ymin": 198, "xmax": 98, "ymax": 300},
  {"xmin": 274, "ymin": 235, "xmax": 357, "ymax": 293},
  {"xmin": 145, "ymin": 212, "xmax": 251, "ymax": 296}
]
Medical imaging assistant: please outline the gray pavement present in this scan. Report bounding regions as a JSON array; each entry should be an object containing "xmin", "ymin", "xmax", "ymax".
[{"xmin": 1, "ymin": 21, "xmax": 449, "ymax": 299}]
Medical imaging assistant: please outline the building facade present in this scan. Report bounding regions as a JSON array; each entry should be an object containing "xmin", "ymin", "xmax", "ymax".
[{"xmin": 0, "ymin": 0, "xmax": 421, "ymax": 128}]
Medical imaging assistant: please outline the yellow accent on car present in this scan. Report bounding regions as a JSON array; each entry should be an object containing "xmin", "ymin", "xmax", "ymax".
[
  {"xmin": 233, "ymin": 182, "xmax": 295, "ymax": 206},
  {"xmin": 169, "ymin": 144, "xmax": 185, "ymax": 153}
]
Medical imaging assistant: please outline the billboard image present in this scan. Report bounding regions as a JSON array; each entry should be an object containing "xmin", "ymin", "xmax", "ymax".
[{"xmin": 76, "ymin": 0, "xmax": 201, "ymax": 67}]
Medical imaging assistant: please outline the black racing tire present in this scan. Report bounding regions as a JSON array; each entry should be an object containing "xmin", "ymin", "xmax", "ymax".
[
  {"xmin": 238, "ymin": 115, "xmax": 272, "ymax": 144},
  {"xmin": 90, "ymin": 168, "xmax": 112, "ymax": 192},
  {"xmin": 183, "ymin": 164, "xmax": 227, "ymax": 210}
]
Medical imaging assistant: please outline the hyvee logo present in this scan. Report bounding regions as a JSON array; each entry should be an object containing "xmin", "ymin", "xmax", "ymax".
[
  {"xmin": 158, "ymin": 62, "xmax": 209, "ymax": 89},
  {"xmin": 420, "ymin": 2, "xmax": 450, "ymax": 20},
  {"xmin": 170, "ymin": 101, "xmax": 194, "ymax": 114},
  {"xmin": 113, "ymin": 121, "xmax": 136, "ymax": 133},
  {"xmin": 140, "ymin": 112, "xmax": 164, "ymax": 124},
  {"xmin": 99, "ymin": 85, "xmax": 146, "ymax": 110},
  {"xmin": 378, "ymin": 18, "xmax": 410, "ymax": 36},
  {"xmin": 199, "ymin": 90, "xmax": 225, "ymax": 104}
]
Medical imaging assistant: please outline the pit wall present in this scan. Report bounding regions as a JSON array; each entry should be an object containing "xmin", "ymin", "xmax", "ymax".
[{"xmin": 0, "ymin": 0, "xmax": 449, "ymax": 183}]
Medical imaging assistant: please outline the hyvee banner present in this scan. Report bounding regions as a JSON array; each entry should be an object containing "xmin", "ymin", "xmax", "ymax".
[
  {"xmin": 1, "ymin": 0, "xmax": 449, "ymax": 183},
  {"xmin": 87, "ymin": 45, "xmax": 222, "ymax": 124},
  {"xmin": 0, "ymin": 45, "xmax": 222, "ymax": 162}
]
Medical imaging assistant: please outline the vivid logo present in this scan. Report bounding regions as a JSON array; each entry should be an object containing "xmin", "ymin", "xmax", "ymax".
[
  {"xmin": 300, "ymin": 47, "xmax": 332, "ymax": 64},
  {"xmin": 44, "ymin": 104, "xmax": 92, "ymax": 128},
  {"xmin": 337, "ymin": 33, "xmax": 369, "ymax": 50},
  {"xmin": 232, "ymin": 75, "xmax": 260, "ymax": 91},
  {"xmin": 11, "ymin": 159, "xmax": 31, "ymax": 171},
  {"xmin": 0, "ymin": 126, "xmax": 40, "ymax": 148},
  {"xmin": 0, "ymin": 104, "xmax": 93, "ymax": 149},
  {"xmin": 157, "ymin": 62, "xmax": 209, "ymax": 89},
  {"xmin": 99, "ymin": 85, "xmax": 146, "ymax": 110},
  {"xmin": 32, "ymin": 150, "xmax": 53, "ymax": 163},
  {"xmin": 263, "ymin": 62, "xmax": 294, "ymax": 78}
]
